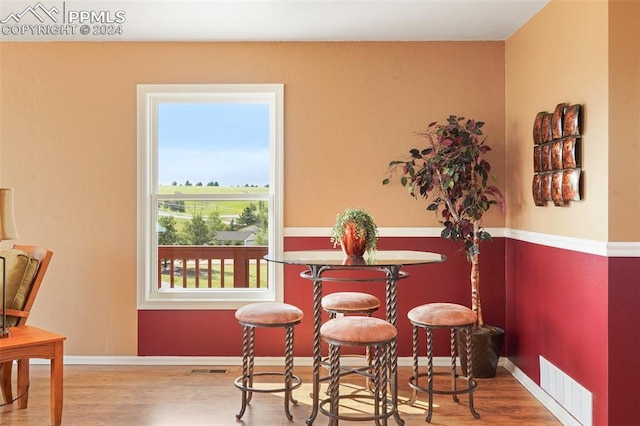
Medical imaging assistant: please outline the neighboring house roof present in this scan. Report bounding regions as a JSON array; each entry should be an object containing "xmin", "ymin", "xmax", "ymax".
[
  {"xmin": 215, "ymin": 231, "xmax": 255, "ymax": 242},
  {"xmin": 237, "ymin": 224, "xmax": 260, "ymax": 233}
]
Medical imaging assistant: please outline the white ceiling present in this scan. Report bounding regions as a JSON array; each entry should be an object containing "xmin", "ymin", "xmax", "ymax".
[{"xmin": 0, "ymin": 0, "xmax": 550, "ymax": 42}]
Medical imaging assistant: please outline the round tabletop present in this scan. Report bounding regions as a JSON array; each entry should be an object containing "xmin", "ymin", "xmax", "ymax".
[{"xmin": 264, "ymin": 249, "xmax": 446, "ymax": 267}]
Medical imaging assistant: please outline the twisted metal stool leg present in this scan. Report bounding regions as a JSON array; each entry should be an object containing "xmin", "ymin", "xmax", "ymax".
[
  {"xmin": 380, "ymin": 344, "xmax": 390, "ymax": 426},
  {"xmin": 373, "ymin": 345, "xmax": 382, "ymax": 426},
  {"xmin": 466, "ymin": 327, "xmax": 481, "ymax": 419},
  {"xmin": 408, "ymin": 325, "xmax": 420, "ymax": 405},
  {"xmin": 328, "ymin": 343, "xmax": 341, "ymax": 426},
  {"xmin": 236, "ymin": 326, "xmax": 253, "ymax": 419},
  {"xmin": 426, "ymin": 327, "xmax": 434, "ymax": 423},
  {"xmin": 283, "ymin": 325, "xmax": 298, "ymax": 420},
  {"xmin": 451, "ymin": 329, "xmax": 459, "ymax": 403}
]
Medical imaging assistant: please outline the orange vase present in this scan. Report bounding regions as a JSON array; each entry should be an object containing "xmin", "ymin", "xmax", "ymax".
[{"xmin": 340, "ymin": 222, "xmax": 367, "ymax": 257}]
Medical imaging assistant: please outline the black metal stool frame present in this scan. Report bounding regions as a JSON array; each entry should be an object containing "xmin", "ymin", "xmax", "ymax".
[
  {"xmin": 408, "ymin": 322, "xmax": 480, "ymax": 422},
  {"xmin": 234, "ymin": 319, "xmax": 303, "ymax": 421}
]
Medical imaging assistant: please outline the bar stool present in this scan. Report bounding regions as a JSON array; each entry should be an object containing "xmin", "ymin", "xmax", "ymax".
[
  {"xmin": 407, "ymin": 302, "xmax": 480, "ymax": 422},
  {"xmin": 322, "ymin": 291, "xmax": 380, "ymax": 319},
  {"xmin": 319, "ymin": 316, "xmax": 398, "ymax": 425},
  {"xmin": 234, "ymin": 302, "xmax": 304, "ymax": 421},
  {"xmin": 322, "ymin": 291, "xmax": 381, "ymax": 387}
]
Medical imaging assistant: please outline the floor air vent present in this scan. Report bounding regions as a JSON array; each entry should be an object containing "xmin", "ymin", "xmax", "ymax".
[
  {"xmin": 190, "ymin": 368, "xmax": 228, "ymax": 374},
  {"xmin": 539, "ymin": 356, "xmax": 592, "ymax": 426}
]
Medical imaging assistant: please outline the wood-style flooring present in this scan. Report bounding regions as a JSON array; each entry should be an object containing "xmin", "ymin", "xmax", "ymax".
[{"xmin": 1, "ymin": 364, "xmax": 562, "ymax": 425}]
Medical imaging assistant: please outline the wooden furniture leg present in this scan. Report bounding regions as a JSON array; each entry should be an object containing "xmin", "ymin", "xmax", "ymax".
[
  {"xmin": 0, "ymin": 361, "xmax": 13, "ymax": 403},
  {"xmin": 17, "ymin": 359, "xmax": 29, "ymax": 408},
  {"xmin": 51, "ymin": 340, "xmax": 64, "ymax": 426}
]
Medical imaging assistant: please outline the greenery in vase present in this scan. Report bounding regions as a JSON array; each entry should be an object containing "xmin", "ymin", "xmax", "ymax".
[
  {"xmin": 330, "ymin": 208, "xmax": 379, "ymax": 255},
  {"xmin": 383, "ymin": 115, "xmax": 504, "ymax": 326}
]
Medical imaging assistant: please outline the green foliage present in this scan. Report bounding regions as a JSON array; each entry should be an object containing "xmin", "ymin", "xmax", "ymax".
[
  {"xmin": 330, "ymin": 208, "xmax": 379, "ymax": 254},
  {"xmin": 183, "ymin": 213, "xmax": 211, "ymax": 245},
  {"xmin": 206, "ymin": 210, "xmax": 228, "ymax": 236},
  {"xmin": 158, "ymin": 216, "xmax": 179, "ymax": 245},
  {"xmin": 384, "ymin": 115, "xmax": 504, "ymax": 259},
  {"xmin": 237, "ymin": 204, "xmax": 259, "ymax": 227}
]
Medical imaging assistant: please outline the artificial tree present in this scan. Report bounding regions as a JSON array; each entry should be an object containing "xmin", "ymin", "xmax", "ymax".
[{"xmin": 383, "ymin": 115, "xmax": 505, "ymax": 375}]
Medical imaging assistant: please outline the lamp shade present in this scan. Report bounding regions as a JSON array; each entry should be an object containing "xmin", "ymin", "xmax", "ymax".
[{"xmin": 0, "ymin": 188, "xmax": 19, "ymax": 240}]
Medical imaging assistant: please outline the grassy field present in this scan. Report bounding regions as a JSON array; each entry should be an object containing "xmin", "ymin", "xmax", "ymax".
[{"xmin": 159, "ymin": 185, "xmax": 268, "ymax": 218}]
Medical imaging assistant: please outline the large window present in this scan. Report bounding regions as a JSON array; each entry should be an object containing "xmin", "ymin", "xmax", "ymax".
[{"xmin": 137, "ymin": 84, "xmax": 283, "ymax": 309}]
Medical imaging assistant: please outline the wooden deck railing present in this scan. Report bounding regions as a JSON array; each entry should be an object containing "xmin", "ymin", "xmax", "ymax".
[{"xmin": 158, "ymin": 245, "xmax": 269, "ymax": 289}]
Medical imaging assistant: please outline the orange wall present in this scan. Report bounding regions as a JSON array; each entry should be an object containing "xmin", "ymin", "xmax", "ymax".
[
  {"xmin": 0, "ymin": 41, "xmax": 505, "ymax": 355},
  {"xmin": 609, "ymin": 0, "xmax": 640, "ymax": 242},
  {"xmin": 505, "ymin": 0, "xmax": 610, "ymax": 241}
]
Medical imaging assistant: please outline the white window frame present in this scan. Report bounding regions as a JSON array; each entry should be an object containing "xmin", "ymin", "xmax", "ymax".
[{"xmin": 136, "ymin": 84, "xmax": 284, "ymax": 310}]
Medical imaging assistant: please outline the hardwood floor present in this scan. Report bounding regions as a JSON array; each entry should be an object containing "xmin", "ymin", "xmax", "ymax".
[{"xmin": 1, "ymin": 364, "xmax": 561, "ymax": 425}]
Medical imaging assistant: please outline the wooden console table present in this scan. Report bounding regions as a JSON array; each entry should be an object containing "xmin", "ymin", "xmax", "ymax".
[{"xmin": 0, "ymin": 326, "xmax": 65, "ymax": 426}]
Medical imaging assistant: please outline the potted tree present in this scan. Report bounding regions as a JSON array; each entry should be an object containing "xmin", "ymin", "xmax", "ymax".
[
  {"xmin": 383, "ymin": 115, "xmax": 505, "ymax": 377},
  {"xmin": 330, "ymin": 208, "xmax": 379, "ymax": 258}
]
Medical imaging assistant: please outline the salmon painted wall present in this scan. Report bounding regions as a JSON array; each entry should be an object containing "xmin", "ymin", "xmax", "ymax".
[
  {"xmin": 505, "ymin": 0, "xmax": 609, "ymax": 241},
  {"xmin": 609, "ymin": 0, "xmax": 640, "ymax": 242},
  {"xmin": 506, "ymin": 1, "xmax": 640, "ymax": 425},
  {"xmin": 0, "ymin": 41, "xmax": 505, "ymax": 355}
]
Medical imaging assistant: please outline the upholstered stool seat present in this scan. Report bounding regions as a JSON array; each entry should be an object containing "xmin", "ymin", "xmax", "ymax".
[
  {"xmin": 321, "ymin": 292, "xmax": 381, "ymax": 317},
  {"xmin": 234, "ymin": 302, "xmax": 303, "ymax": 421},
  {"xmin": 319, "ymin": 316, "xmax": 398, "ymax": 425},
  {"xmin": 408, "ymin": 302, "xmax": 480, "ymax": 422}
]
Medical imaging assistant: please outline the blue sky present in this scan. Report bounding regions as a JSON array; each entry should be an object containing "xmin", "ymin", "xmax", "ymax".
[{"xmin": 158, "ymin": 103, "xmax": 269, "ymax": 186}]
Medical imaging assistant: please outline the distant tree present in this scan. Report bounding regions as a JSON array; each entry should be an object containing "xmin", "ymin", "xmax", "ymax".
[
  {"xmin": 158, "ymin": 216, "xmax": 179, "ymax": 245},
  {"xmin": 183, "ymin": 214, "xmax": 210, "ymax": 245},
  {"xmin": 196, "ymin": 182, "xmax": 203, "ymax": 186},
  {"xmin": 213, "ymin": 181, "xmax": 219, "ymax": 186},
  {"xmin": 207, "ymin": 210, "xmax": 227, "ymax": 238},
  {"xmin": 255, "ymin": 202, "xmax": 269, "ymax": 245},
  {"xmin": 171, "ymin": 181, "xmax": 178, "ymax": 186},
  {"xmin": 237, "ymin": 203, "xmax": 259, "ymax": 227},
  {"xmin": 206, "ymin": 181, "xmax": 214, "ymax": 186},
  {"xmin": 185, "ymin": 180, "xmax": 192, "ymax": 186}
]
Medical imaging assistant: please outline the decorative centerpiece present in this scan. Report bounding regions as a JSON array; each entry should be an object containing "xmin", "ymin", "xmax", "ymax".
[
  {"xmin": 330, "ymin": 208, "xmax": 378, "ymax": 257},
  {"xmin": 383, "ymin": 115, "xmax": 505, "ymax": 377}
]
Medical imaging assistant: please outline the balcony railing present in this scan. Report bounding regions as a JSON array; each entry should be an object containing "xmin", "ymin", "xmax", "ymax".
[{"xmin": 158, "ymin": 245, "xmax": 269, "ymax": 289}]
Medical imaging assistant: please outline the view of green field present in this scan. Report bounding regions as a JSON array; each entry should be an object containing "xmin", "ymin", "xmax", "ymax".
[{"xmin": 159, "ymin": 184, "xmax": 268, "ymax": 218}]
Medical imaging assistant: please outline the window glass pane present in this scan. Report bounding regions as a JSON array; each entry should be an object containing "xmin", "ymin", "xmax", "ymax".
[{"xmin": 157, "ymin": 103, "xmax": 270, "ymax": 189}]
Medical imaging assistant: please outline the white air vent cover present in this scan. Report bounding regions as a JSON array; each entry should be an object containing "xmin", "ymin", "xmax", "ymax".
[{"xmin": 540, "ymin": 356, "xmax": 592, "ymax": 426}]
